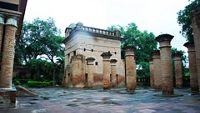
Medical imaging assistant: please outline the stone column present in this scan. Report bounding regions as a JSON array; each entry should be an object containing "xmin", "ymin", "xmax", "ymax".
[
  {"xmin": 0, "ymin": 15, "xmax": 4, "ymax": 52},
  {"xmin": 125, "ymin": 46, "xmax": 137, "ymax": 92},
  {"xmin": 173, "ymin": 53, "xmax": 183, "ymax": 88},
  {"xmin": 152, "ymin": 50, "xmax": 162, "ymax": 90},
  {"xmin": 149, "ymin": 58, "xmax": 154, "ymax": 88},
  {"xmin": 110, "ymin": 59, "xmax": 117, "ymax": 88},
  {"xmin": 191, "ymin": 9, "xmax": 200, "ymax": 92},
  {"xmin": 101, "ymin": 52, "xmax": 112, "ymax": 90},
  {"xmin": 0, "ymin": 17, "xmax": 17, "ymax": 88},
  {"xmin": 156, "ymin": 34, "xmax": 174, "ymax": 95},
  {"xmin": 86, "ymin": 57, "xmax": 95, "ymax": 88},
  {"xmin": 184, "ymin": 42, "xmax": 198, "ymax": 93}
]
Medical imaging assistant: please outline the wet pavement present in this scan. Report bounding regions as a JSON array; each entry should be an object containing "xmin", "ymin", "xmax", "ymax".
[{"xmin": 0, "ymin": 87, "xmax": 200, "ymax": 113}]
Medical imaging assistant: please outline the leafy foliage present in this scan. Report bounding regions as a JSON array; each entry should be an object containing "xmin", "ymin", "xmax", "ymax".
[
  {"xmin": 108, "ymin": 23, "xmax": 157, "ymax": 77},
  {"xmin": 177, "ymin": 0, "xmax": 200, "ymax": 42},
  {"xmin": 15, "ymin": 18, "xmax": 64, "ymax": 85}
]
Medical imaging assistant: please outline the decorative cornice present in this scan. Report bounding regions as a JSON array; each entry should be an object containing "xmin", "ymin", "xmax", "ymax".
[
  {"xmin": 6, "ymin": 17, "xmax": 17, "ymax": 27},
  {"xmin": 183, "ymin": 42, "xmax": 194, "ymax": 48},
  {"xmin": 63, "ymin": 23, "xmax": 121, "ymax": 43}
]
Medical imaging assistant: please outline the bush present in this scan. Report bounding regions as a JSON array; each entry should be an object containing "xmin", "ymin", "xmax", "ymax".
[
  {"xmin": 13, "ymin": 80, "xmax": 21, "ymax": 85},
  {"xmin": 27, "ymin": 80, "xmax": 52, "ymax": 88}
]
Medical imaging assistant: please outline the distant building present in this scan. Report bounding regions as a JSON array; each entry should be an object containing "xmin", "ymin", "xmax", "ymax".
[{"xmin": 63, "ymin": 23, "xmax": 125, "ymax": 88}]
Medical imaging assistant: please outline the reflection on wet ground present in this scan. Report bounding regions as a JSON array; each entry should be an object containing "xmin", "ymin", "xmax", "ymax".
[{"xmin": 1, "ymin": 87, "xmax": 200, "ymax": 113}]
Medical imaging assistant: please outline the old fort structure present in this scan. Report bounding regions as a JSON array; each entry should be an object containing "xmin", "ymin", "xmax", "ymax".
[{"xmin": 62, "ymin": 23, "xmax": 126, "ymax": 88}]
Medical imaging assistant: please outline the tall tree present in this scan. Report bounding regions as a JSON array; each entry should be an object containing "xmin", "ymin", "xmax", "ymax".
[
  {"xmin": 108, "ymin": 23, "xmax": 157, "ymax": 78},
  {"xmin": 177, "ymin": 0, "xmax": 200, "ymax": 42},
  {"xmin": 15, "ymin": 18, "xmax": 64, "ymax": 85}
]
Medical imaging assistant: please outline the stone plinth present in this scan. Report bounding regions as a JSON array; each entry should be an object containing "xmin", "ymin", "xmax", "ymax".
[
  {"xmin": 101, "ymin": 52, "xmax": 112, "ymax": 89},
  {"xmin": 191, "ymin": 9, "xmax": 200, "ymax": 93},
  {"xmin": 152, "ymin": 50, "xmax": 162, "ymax": 90},
  {"xmin": 173, "ymin": 53, "xmax": 183, "ymax": 88},
  {"xmin": 0, "ymin": 17, "xmax": 17, "ymax": 88},
  {"xmin": 110, "ymin": 59, "xmax": 117, "ymax": 88},
  {"xmin": 125, "ymin": 46, "xmax": 137, "ymax": 93},
  {"xmin": 184, "ymin": 42, "xmax": 198, "ymax": 93},
  {"xmin": 149, "ymin": 58, "xmax": 154, "ymax": 88},
  {"xmin": 156, "ymin": 34, "xmax": 174, "ymax": 95},
  {"xmin": 71, "ymin": 54, "xmax": 86, "ymax": 88},
  {"xmin": 86, "ymin": 57, "xmax": 95, "ymax": 88}
]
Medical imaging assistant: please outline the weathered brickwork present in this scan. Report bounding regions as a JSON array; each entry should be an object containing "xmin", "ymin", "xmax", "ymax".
[
  {"xmin": 184, "ymin": 42, "xmax": 198, "ymax": 93},
  {"xmin": 174, "ymin": 53, "xmax": 183, "ymax": 88},
  {"xmin": 156, "ymin": 34, "xmax": 174, "ymax": 95}
]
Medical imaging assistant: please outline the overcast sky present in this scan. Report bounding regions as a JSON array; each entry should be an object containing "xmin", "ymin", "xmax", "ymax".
[{"xmin": 24, "ymin": 0, "xmax": 190, "ymax": 51}]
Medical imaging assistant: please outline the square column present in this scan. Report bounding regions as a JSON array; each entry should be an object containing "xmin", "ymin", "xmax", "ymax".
[
  {"xmin": 152, "ymin": 50, "xmax": 162, "ymax": 90},
  {"xmin": 184, "ymin": 42, "xmax": 198, "ymax": 93},
  {"xmin": 156, "ymin": 34, "xmax": 174, "ymax": 95},
  {"xmin": 125, "ymin": 46, "xmax": 137, "ymax": 93},
  {"xmin": 173, "ymin": 53, "xmax": 183, "ymax": 88},
  {"xmin": 101, "ymin": 52, "xmax": 112, "ymax": 90},
  {"xmin": 191, "ymin": 9, "xmax": 200, "ymax": 93},
  {"xmin": 86, "ymin": 57, "xmax": 95, "ymax": 88},
  {"xmin": 0, "ymin": 17, "xmax": 17, "ymax": 88},
  {"xmin": 110, "ymin": 59, "xmax": 117, "ymax": 88},
  {"xmin": 149, "ymin": 58, "xmax": 154, "ymax": 88}
]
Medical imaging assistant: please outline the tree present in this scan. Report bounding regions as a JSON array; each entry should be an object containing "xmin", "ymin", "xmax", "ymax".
[
  {"xmin": 15, "ymin": 18, "xmax": 64, "ymax": 85},
  {"xmin": 108, "ymin": 23, "xmax": 157, "ymax": 79},
  {"xmin": 177, "ymin": 0, "xmax": 200, "ymax": 42}
]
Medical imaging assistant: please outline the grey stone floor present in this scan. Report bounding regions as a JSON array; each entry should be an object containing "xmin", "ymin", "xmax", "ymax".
[{"xmin": 0, "ymin": 87, "xmax": 200, "ymax": 113}]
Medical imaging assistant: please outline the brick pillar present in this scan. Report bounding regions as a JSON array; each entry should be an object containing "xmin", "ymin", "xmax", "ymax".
[
  {"xmin": 86, "ymin": 57, "xmax": 95, "ymax": 88},
  {"xmin": 101, "ymin": 52, "xmax": 112, "ymax": 89},
  {"xmin": 184, "ymin": 42, "xmax": 198, "ymax": 93},
  {"xmin": 110, "ymin": 59, "xmax": 117, "ymax": 88},
  {"xmin": 149, "ymin": 58, "xmax": 154, "ymax": 88},
  {"xmin": 0, "ymin": 15, "xmax": 4, "ymax": 52},
  {"xmin": 156, "ymin": 34, "xmax": 174, "ymax": 95},
  {"xmin": 125, "ymin": 46, "xmax": 137, "ymax": 92},
  {"xmin": 71, "ymin": 54, "xmax": 86, "ymax": 88},
  {"xmin": 173, "ymin": 53, "xmax": 183, "ymax": 88},
  {"xmin": 191, "ymin": 9, "xmax": 200, "ymax": 92},
  {"xmin": 152, "ymin": 50, "xmax": 162, "ymax": 90},
  {"xmin": 0, "ymin": 17, "xmax": 17, "ymax": 88}
]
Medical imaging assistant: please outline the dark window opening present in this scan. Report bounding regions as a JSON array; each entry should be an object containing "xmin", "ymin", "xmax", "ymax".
[
  {"xmin": 84, "ymin": 48, "xmax": 86, "ymax": 51},
  {"xmin": 114, "ymin": 52, "xmax": 117, "ymax": 54},
  {"xmin": 95, "ymin": 62, "xmax": 98, "ymax": 65},
  {"xmin": 91, "ymin": 49, "xmax": 93, "ymax": 52},
  {"xmin": 73, "ymin": 51, "xmax": 76, "ymax": 56}
]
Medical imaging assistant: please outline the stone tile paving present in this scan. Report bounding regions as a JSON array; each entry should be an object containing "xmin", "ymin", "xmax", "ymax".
[{"xmin": 0, "ymin": 87, "xmax": 200, "ymax": 113}]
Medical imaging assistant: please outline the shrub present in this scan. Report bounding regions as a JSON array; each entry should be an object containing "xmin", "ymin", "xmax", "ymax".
[{"xmin": 27, "ymin": 80, "xmax": 52, "ymax": 88}]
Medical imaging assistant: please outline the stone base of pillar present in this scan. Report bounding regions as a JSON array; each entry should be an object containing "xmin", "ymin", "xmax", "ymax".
[
  {"xmin": 162, "ymin": 87, "xmax": 174, "ymax": 95},
  {"xmin": 0, "ymin": 87, "xmax": 17, "ymax": 108}
]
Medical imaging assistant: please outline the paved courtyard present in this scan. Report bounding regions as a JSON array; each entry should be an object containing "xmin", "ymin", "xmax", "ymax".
[{"xmin": 0, "ymin": 87, "xmax": 200, "ymax": 113}]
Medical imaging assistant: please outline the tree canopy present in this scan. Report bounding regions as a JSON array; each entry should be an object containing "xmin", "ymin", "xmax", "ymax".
[
  {"xmin": 177, "ymin": 0, "xmax": 200, "ymax": 42},
  {"xmin": 15, "ymin": 18, "xmax": 64, "ymax": 84},
  {"xmin": 108, "ymin": 23, "xmax": 157, "ymax": 78}
]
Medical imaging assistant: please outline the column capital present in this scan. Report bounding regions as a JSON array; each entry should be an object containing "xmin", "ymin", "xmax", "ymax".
[
  {"xmin": 86, "ymin": 57, "xmax": 95, "ymax": 65},
  {"xmin": 156, "ymin": 34, "xmax": 174, "ymax": 48},
  {"xmin": 184, "ymin": 42, "xmax": 195, "ymax": 52},
  {"xmin": 110, "ymin": 59, "xmax": 117, "ymax": 65},
  {"xmin": 173, "ymin": 53, "xmax": 182, "ymax": 61},
  {"xmin": 124, "ymin": 45, "xmax": 135, "ymax": 56},
  {"xmin": 5, "ymin": 17, "xmax": 18, "ymax": 28},
  {"xmin": 152, "ymin": 50, "xmax": 160, "ymax": 59},
  {"xmin": 0, "ymin": 14, "xmax": 5, "ymax": 25},
  {"xmin": 101, "ymin": 51, "xmax": 112, "ymax": 59}
]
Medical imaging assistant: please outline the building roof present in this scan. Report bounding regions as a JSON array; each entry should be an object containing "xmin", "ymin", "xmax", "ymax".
[{"xmin": 63, "ymin": 23, "xmax": 121, "ymax": 43}]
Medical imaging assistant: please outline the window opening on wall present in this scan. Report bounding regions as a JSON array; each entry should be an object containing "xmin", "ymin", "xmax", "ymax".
[
  {"xmin": 84, "ymin": 48, "xmax": 86, "ymax": 51},
  {"xmin": 73, "ymin": 51, "xmax": 76, "ymax": 56},
  {"xmin": 91, "ymin": 49, "xmax": 93, "ymax": 52},
  {"xmin": 114, "ymin": 52, "xmax": 117, "ymax": 54},
  {"xmin": 95, "ymin": 62, "xmax": 98, "ymax": 65}
]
